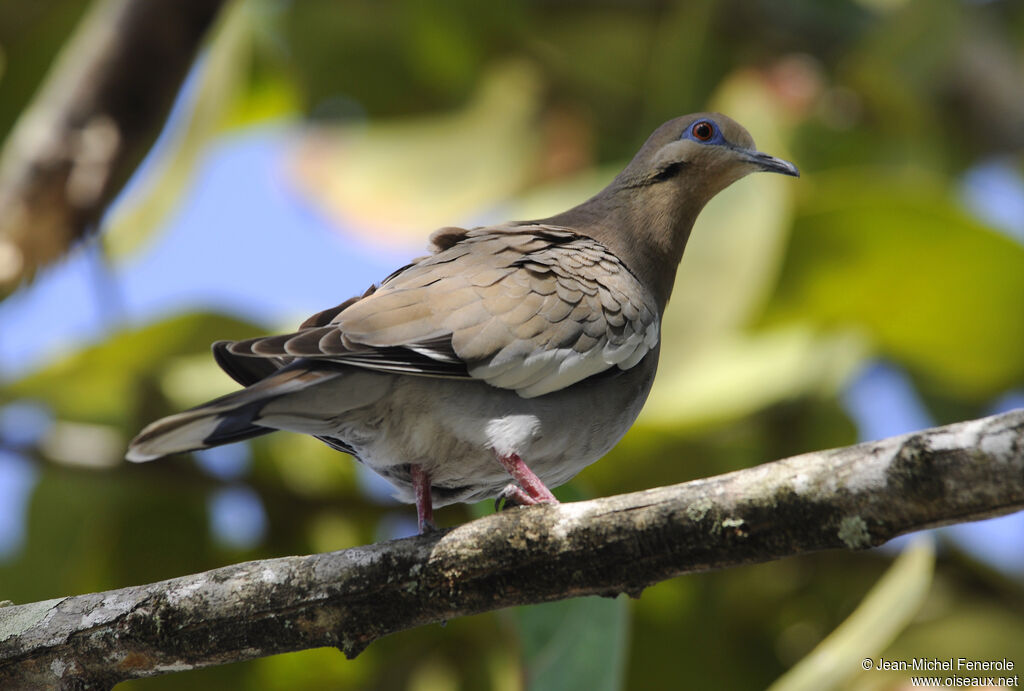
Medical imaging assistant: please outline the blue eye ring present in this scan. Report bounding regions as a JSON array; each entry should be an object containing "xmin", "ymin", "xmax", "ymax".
[
  {"xmin": 683, "ymin": 119, "xmax": 724, "ymax": 145},
  {"xmin": 692, "ymin": 121, "xmax": 714, "ymax": 141}
]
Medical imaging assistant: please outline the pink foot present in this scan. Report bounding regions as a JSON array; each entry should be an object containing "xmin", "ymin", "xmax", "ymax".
[
  {"xmin": 494, "ymin": 453, "xmax": 559, "ymax": 504},
  {"xmin": 411, "ymin": 464, "xmax": 436, "ymax": 534}
]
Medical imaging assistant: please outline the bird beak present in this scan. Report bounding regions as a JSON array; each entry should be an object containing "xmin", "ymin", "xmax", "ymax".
[{"xmin": 739, "ymin": 149, "xmax": 800, "ymax": 177}]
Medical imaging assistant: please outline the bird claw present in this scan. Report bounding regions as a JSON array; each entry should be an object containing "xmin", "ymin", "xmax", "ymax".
[{"xmin": 496, "ymin": 484, "xmax": 534, "ymax": 511}]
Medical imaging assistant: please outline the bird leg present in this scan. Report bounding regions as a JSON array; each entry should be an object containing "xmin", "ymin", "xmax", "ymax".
[
  {"xmin": 494, "ymin": 453, "xmax": 559, "ymax": 504},
  {"xmin": 410, "ymin": 464, "xmax": 436, "ymax": 533}
]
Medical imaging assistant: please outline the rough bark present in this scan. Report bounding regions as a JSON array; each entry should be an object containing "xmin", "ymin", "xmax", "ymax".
[
  {"xmin": 0, "ymin": 0, "xmax": 227, "ymax": 296},
  {"xmin": 1, "ymin": 408, "xmax": 1022, "ymax": 690}
]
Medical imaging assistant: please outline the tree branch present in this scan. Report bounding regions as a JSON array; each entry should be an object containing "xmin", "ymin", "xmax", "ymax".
[
  {"xmin": 0, "ymin": 0, "xmax": 226, "ymax": 296},
  {"xmin": 2, "ymin": 409, "xmax": 1022, "ymax": 689}
]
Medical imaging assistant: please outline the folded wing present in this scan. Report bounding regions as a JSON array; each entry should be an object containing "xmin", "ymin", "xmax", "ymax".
[{"xmin": 226, "ymin": 225, "xmax": 660, "ymax": 398}]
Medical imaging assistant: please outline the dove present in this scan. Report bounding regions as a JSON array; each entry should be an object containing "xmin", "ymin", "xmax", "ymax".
[{"xmin": 127, "ymin": 113, "xmax": 799, "ymax": 532}]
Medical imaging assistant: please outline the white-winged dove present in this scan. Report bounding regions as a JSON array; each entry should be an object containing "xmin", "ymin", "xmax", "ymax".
[{"xmin": 127, "ymin": 113, "xmax": 799, "ymax": 532}]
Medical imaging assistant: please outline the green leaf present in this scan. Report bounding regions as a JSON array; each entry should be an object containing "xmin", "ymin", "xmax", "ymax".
[
  {"xmin": 767, "ymin": 170, "xmax": 1024, "ymax": 398},
  {"xmin": 517, "ymin": 596, "xmax": 630, "ymax": 691}
]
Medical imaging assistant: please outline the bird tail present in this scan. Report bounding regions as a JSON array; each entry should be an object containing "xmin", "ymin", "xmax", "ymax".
[
  {"xmin": 125, "ymin": 397, "xmax": 272, "ymax": 462},
  {"xmin": 125, "ymin": 364, "xmax": 343, "ymax": 462}
]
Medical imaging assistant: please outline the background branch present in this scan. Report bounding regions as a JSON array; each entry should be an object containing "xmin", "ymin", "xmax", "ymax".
[
  {"xmin": 1, "ymin": 408, "xmax": 1022, "ymax": 690},
  {"xmin": 0, "ymin": 0, "xmax": 226, "ymax": 296}
]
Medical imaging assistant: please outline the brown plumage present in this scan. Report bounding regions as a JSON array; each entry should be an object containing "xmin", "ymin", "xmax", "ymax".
[{"xmin": 127, "ymin": 113, "xmax": 798, "ymax": 532}]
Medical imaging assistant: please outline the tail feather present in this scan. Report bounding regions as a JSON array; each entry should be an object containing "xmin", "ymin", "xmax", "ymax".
[
  {"xmin": 126, "ymin": 402, "xmax": 271, "ymax": 462},
  {"xmin": 126, "ymin": 363, "xmax": 344, "ymax": 462}
]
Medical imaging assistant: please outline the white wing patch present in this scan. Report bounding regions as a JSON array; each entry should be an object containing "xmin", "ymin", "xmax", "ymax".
[{"xmin": 473, "ymin": 318, "xmax": 660, "ymax": 398}]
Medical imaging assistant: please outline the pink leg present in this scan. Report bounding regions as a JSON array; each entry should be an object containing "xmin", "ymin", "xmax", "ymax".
[
  {"xmin": 495, "ymin": 453, "xmax": 559, "ymax": 504},
  {"xmin": 411, "ymin": 464, "xmax": 435, "ymax": 533}
]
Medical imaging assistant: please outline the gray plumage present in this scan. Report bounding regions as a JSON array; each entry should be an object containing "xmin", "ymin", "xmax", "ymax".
[{"xmin": 127, "ymin": 112, "xmax": 798, "ymax": 527}]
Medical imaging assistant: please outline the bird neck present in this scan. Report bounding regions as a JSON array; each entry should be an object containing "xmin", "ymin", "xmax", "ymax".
[{"xmin": 544, "ymin": 178, "xmax": 703, "ymax": 312}]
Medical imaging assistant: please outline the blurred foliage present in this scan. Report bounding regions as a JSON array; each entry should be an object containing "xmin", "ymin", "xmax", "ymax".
[
  {"xmin": 1, "ymin": 0, "xmax": 1023, "ymax": 689},
  {"xmin": 287, "ymin": 60, "xmax": 545, "ymax": 245},
  {"xmin": 3, "ymin": 313, "xmax": 259, "ymax": 427},
  {"xmin": 767, "ymin": 171, "xmax": 1024, "ymax": 399},
  {"xmin": 769, "ymin": 537, "xmax": 934, "ymax": 691}
]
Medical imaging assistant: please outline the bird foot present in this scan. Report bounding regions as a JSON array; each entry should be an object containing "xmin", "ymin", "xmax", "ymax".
[{"xmin": 494, "ymin": 453, "xmax": 560, "ymax": 505}]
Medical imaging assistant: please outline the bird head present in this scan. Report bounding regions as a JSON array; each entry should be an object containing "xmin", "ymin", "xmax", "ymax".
[
  {"xmin": 630, "ymin": 112, "xmax": 799, "ymax": 201},
  {"xmin": 545, "ymin": 112, "xmax": 799, "ymax": 309}
]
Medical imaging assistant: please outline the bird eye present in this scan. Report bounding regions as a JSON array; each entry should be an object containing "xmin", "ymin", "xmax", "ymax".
[{"xmin": 691, "ymin": 121, "xmax": 715, "ymax": 141}]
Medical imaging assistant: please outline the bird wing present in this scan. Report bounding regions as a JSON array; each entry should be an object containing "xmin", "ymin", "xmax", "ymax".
[{"xmin": 227, "ymin": 225, "xmax": 660, "ymax": 398}]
